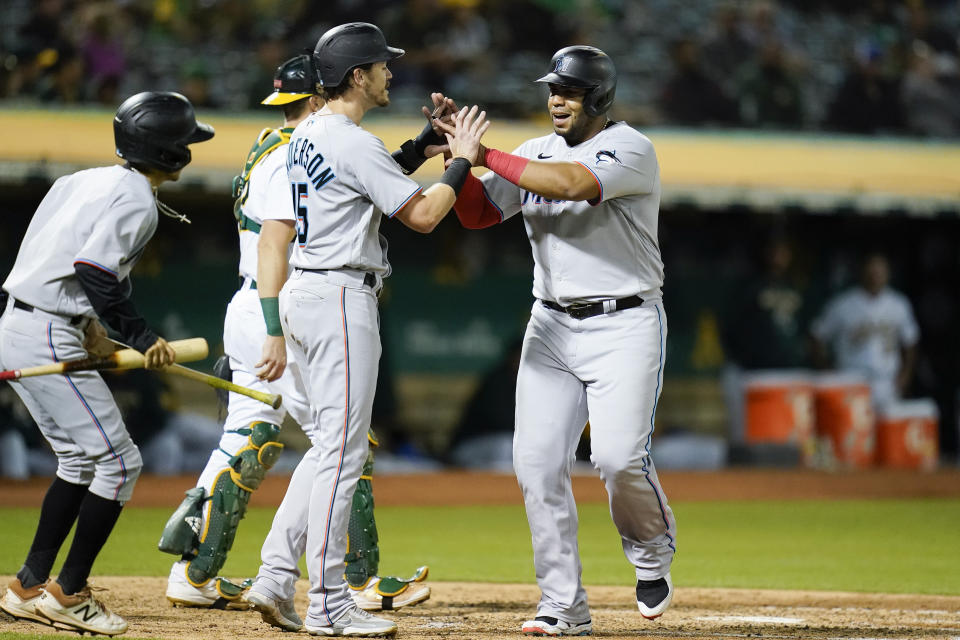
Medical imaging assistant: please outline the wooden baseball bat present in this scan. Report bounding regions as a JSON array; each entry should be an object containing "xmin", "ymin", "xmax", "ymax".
[
  {"xmin": 98, "ymin": 337, "xmax": 281, "ymax": 409},
  {"xmin": 0, "ymin": 338, "xmax": 209, "ymax": 381},
  {"xmin": 163, "ymin": 364, "xmax": 283, "ymax": 410}
]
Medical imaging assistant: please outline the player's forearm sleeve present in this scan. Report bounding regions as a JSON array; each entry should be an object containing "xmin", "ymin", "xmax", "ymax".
[
  {"xmin": 75, "ymin": 263, "xmax": 158, "ymax": 353},
  {"xmin": 454, "ymin": 172, "xmax": 501, "ymax": 229}
]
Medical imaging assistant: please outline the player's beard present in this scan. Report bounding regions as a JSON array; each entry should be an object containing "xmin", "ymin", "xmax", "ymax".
[
  {"xmin": 367, "ymin": 83, "xmax": 390, "ymax": 108},
  {"xmin": 557, "ymin": 113, "xmax": 596, "ymax": 146}
]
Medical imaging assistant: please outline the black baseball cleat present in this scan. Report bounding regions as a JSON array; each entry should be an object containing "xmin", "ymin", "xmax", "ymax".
[{"xmin": 636, "ymin": 573, "xmax": 673, "ymax": 619}]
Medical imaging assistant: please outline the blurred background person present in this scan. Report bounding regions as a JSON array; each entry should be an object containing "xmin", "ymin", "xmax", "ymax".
[
  {"xmin": 811, "ymin": 252, "xmax": 919, "ymax": 410},
  {"xmin": 721, "ymin": 234, "xmax": 812, "ymax": 444}
]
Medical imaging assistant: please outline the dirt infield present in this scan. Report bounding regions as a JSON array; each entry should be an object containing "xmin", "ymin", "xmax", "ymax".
[
  {"xmin": 3, "ymin": 470, "xmax": 958, "ymax": 638},
  {"xmin": 1, "ymin": 577, "xmax": 959, "ymax": 639},
  {"xmin": 2, "ymin": 468, "xmax": 960, "ymax": 508}
]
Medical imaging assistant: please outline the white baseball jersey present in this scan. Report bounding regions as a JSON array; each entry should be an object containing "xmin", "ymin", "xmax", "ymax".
[
  {"xmin": 469, "ymin": 121, "xmax": 675, "ymax": 623},
  {"xmin": 4, "ymin": 166, "xmax": 157, "ymax": 317},
  {"xmin": 812, "ymin": 286, "xmax": 919, "ymax": 401},
  {"xmin": 480, "ymin": 122, "xmax": 663, "ymax": 305},
  {"xmin": 0, "ymin": 165, "xmax": 154, "ymax": 502},
  {"xmin": 286, "ymin": 110, "xmax": 422, "ymax": 275}
]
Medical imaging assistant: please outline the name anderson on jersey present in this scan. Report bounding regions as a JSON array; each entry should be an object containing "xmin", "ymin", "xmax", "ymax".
[{"xmin": 287, "ymin": 137, "xmax": 336, "ymax": 191}]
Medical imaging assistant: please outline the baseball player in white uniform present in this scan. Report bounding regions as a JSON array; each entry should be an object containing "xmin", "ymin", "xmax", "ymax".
[
  {"xmin": 812, "ymin": 253, "xmax": 919, "ymax": 409},
  {"xmin": 248, "ymin": 22, "xmax": 487, "ymax": 637},
  {"xmin": 0, "ymin": 91, "xmax": 213, "ymax": 636},
  {"xmin": 447, "ymin": 46, "xmax": 676, "ymax": 636}
]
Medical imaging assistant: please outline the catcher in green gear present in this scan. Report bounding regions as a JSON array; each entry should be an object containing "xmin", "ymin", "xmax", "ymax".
[{"xmin": 158, "ymin": 55, "xmax": 430, "ymax": 612}]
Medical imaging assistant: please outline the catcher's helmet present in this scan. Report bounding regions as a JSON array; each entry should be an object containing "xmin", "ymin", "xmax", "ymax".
[
  {"xmin": 312, "ymin": 22, "xmax": 404, "ymax": 88},
  {"xmin": 535, "ymin": 46, "xmax": 617, "ymax": 117},
  {"xmin": 261, "ymin": 55, "xmax": 319, "ymax": 105},
  {"xmin": 114, "ymin": 91, "xmax": 214, "ymax": 173}
]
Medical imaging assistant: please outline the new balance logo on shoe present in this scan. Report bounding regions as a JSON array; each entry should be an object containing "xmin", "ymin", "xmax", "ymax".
[{"xmin": 73, "ymin": 604, "xmax": 100, "ymax": 622}]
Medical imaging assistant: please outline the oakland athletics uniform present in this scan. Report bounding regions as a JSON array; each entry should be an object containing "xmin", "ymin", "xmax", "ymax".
[
  {"xmin": 465, "ymin": 122, "xmax": 676, "ymax": 624},
  {"xmin": 811, "ymin": 286, "xmax": 919, "ymax": 407},
  {"xmin": 1, "ymin": 165, "xmax": 159, "ymax": 504},
  {"xmin": 256, "ymin": 107, "xmax": 420, "ymax": 629},
  {"xmin": 164, "ymin": 127, "xmax": 313, "ymax": 601}
]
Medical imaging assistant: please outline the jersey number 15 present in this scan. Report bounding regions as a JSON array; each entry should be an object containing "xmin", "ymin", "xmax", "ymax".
[{"xmin": 291, "ymin": 182, "xmax": 308, "ymax": 247}]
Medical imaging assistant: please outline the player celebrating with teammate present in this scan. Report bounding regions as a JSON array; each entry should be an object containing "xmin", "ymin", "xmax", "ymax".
[
  {"xmin": 0, "ymin": 92, "xmax": 213, "ymax": 636},
  {"xmin": 447, "ymin": 46, "xmax": 677, "ymax": 635},
  {"xmin": 250, "ymin": 22, "xmax": 487, "ymax": 637}
]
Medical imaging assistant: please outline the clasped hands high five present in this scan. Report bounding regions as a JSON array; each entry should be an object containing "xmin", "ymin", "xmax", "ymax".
[{"xmin": 420, "ymin": 93, "xmax": 489, "ymax": 167}]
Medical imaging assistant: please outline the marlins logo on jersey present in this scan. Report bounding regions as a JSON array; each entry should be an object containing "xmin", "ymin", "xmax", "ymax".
[{"xmin": 595, "ymin": 150, "xmax": 621, "ymax": 165}]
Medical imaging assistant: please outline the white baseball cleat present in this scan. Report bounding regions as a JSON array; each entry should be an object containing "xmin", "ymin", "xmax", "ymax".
[
  {"xmin": 165, "ymin": 560, "xmax": 250, "ymax": 609},
  {"xmin": 35, "ymin": 581, "xmax": 128, "ymax": 636},
  {"xmin": 350, "ymin": 575, "xmax": 431, "ymax": 611},
  {"xmin": 1, "ymin": 578, "xmax": 51, "ymax": 625},
  {"xmin": 636, "ymin": 572, "xmax": 673, "ymax": 619},
  {"xmin": 305, "ymin": 605, "xmax": 398, "ymax": 637},
  {"xmin": 521, "ymin": 616, "xmax": 593, "ymax": 636},
  {"xmin": 245, "ymin": 589, "xmax": 303, "ymax": 632}
]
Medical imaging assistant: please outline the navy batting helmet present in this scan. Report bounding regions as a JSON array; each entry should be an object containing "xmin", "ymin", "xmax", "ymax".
[
  {"xmin": 261, "ymin": 55, "xmax": 319, "ymax": 105},
  {"xmin": 114, "ymin": 91, "xmax": 214, "ymax": 173},
  {"xmin": 312, "ymin": 22, "xmax": 404, "ymax": 88},
  {"xmin": 535, "ymin": 46, "xmax": 617, "ymax": 117}
]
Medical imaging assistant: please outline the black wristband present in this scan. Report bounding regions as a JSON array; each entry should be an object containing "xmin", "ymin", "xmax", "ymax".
[
  {"xmin": 392, "ymin": 120, "xmax": 446, "ymax": 175},
  {"xmin": 392, "ymin": 141, "xmax": 422, "ymax": 175},
  {"xmin": 413, "ymin": 119, "xmax": 444, "ymax": 156},
  {"xmin": 439, "ymin": 157, "xmax": 472, "ymax": 195}
]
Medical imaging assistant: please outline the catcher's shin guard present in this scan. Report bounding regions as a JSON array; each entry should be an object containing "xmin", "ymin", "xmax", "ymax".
[
  {"xmin": 345, "ymin": 430, "xmax": 431, "ymax": 611},
  {"xmin": 345, "ymin": 446, "xmax": 379, "ymax": 588},
  {"xmin": 159, "ymin": 422, "xmax": 283, "ymax": 586}
]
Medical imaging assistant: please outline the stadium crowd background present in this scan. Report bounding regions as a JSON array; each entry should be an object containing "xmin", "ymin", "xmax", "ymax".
[
  {"xmin": 2, "ymin": 0, "xmax": 959, "ymax": 135},
  {"xmin": 1, "ymin": 0, "xmax": 959, "ymax": 475}
]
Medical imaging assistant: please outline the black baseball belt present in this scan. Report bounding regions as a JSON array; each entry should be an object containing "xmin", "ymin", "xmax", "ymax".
[
  {"xmin": 540, "ymin": 295, "xmax": 644, "ymax": 320},
  {"xmin": 12, "ymin": 298, "xmax": 87, "ymax": 326},
  {"xmin": 300, "ymin": 269, "xmax": 377, "ymax": 289}
]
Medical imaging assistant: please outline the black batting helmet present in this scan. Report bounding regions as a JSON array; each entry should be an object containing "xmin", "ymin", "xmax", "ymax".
[
  {"xmin": 312, "ymin": 22, "xmax": 404, "ymax": 88},
  {"xmin": 535, "ymin": 46, "xmax": 617, "ymax": 117},
  {"xmin": 261, "ymin": 55, "xmax": 319, "ymax": 105},
  {"xmin": 114, "ymin": 91, "xmax": 214, "ymax": 173}
]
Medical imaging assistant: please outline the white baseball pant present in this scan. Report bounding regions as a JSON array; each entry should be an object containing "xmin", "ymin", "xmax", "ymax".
[
  {"xmin": 0, "ymin": 300, "xmax": 141, "ymax": 502},
  {"xmin": 194, "ymin": 285, "xmax": 313, "ymax": 494},
  {"xmin": 271, "ymin": 268, "xmax": 380, "ymax": 627},
  {"xmin": 514, "ymin": 300, "xmax": 676, "ymax": 622}
]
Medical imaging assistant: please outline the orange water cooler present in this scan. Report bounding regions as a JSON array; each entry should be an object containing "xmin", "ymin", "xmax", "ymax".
[
  {"xmin": 814, "ymin": 373, "xmax": 875, "ymax": 468},
  {"xmin": 876, "ymin": 399, "xmax": 939, "ymax": 470},
  {"xmin": 742, "ymin": 370, "xmax": 816, "ymax": 465}
]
